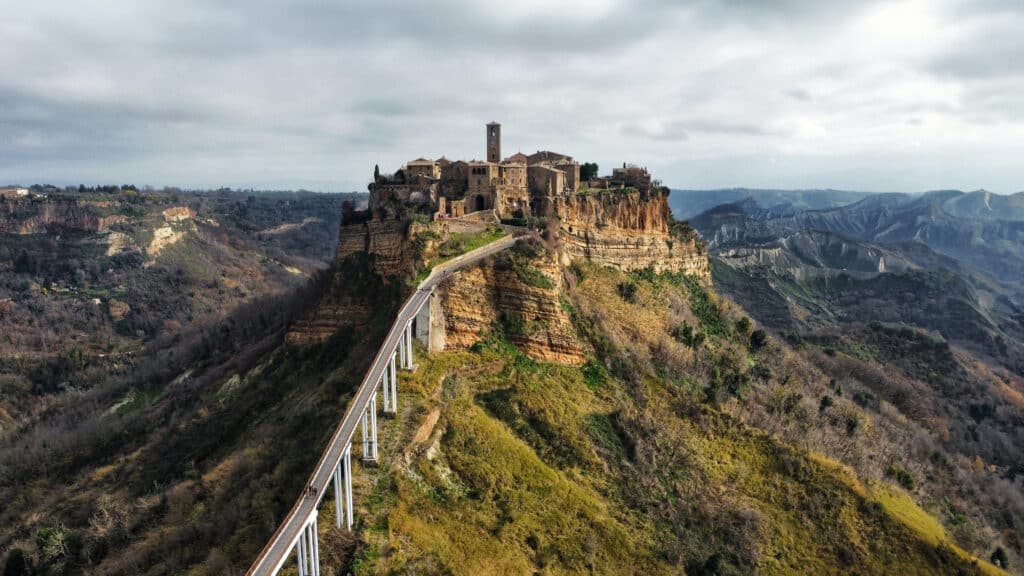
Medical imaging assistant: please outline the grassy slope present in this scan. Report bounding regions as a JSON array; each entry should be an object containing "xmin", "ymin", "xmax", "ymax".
[{"xmin": 337, "ymin": 261, "xmax": 1004, "ymax": 575}]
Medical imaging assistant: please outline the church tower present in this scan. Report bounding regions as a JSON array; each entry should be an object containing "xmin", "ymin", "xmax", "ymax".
[{"xmin": 487, "ymin": 122, "xmax": 501, "ymax": 164}]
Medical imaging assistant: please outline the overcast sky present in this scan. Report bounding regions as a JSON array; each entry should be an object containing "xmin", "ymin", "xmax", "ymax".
[{"xmin": 1, "ymin": 0, "xmax": 1021, "ymax": 193}]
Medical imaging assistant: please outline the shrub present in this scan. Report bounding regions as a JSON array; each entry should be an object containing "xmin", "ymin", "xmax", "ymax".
[
  {"xmin": 582, "ymin": 360, "xmax": 608, "ymax": 389},
  {"xmin": 886, "ymin": 465, "xmax": 917, "ymax": 491},
  {"xmin": 500, "ymin": 312, "xmax": 526, "ymax": 338},
  {"xmin": 672, "ymin": 323, "xmax": 697, "ymax": 348},
  {"xmin": 991, "ymin": 547, "xmax": 1009, "ymax": 570},
  {"xmin": 617, "ymin": 281, "xmax": 638, "ymax": 303},
  {"xmin": 750, "ymin": 363, "xmax": 772, "ymax": 384},
  {"xmin": 851, "ymin": 390, "xmax": 878, "ymax": 410},
  {"xmin": 819, "ymin": 395, "xmax": 834, "ymax": 412},
  {"xmin": 3, "ymin": 549, "xmax": 30, "ymax": 576},
  {"xmin": 749, "ymin": 329, "xmax": 768, "ymax": 351},
  {"xmin": 736, "ymin": 316, "xmax": 752, "ymax": 337}
]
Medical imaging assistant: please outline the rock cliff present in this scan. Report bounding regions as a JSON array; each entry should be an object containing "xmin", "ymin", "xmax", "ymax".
[
  {"xmin": 0, "ymin": 197, "xmax": 123, "ymax": 234},
  {"xmin": 556, "ymin": 189, "xmax": 709, "ymax": 278},
  {"xmin": 430, "ymin": 245, "xmax": 586, "ymax": 365},
  {"xmin": 287, "ymin": 212, "xmax": 419, "ymax": 345},
  {"xmin": 284, "ymin": 292, "xmax": 373, "ymax": 346},
  {"xmin": 336, "ymin": 216, "xmax": 415, "ymax": 278}
]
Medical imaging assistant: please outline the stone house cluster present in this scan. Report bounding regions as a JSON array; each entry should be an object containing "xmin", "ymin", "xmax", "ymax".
[{"xmin": 367, "ymin": 122, "xmax": 656, "ymax": 220}]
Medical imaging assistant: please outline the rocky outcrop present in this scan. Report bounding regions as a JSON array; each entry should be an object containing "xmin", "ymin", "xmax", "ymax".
[
  {"xmin": 147, "ymin": 225, "xmax": 189, "ymax": 257},
  {"xmin": 1, "ymin": 198, "xmax": 101, "ymax": 234},
  {"xmin": 287, "ymin": 212, "xmax": 422, "ymax": 344},
  {"xmin": 430, "ymin": 247, "xmax": 586, "ymax": 365},
  {"xmin": 162, "ymin": 206, "xmax": 195, "ymax": 222},
  {"xmin": 336, "ymin": 216, "xmax": 415, "ymax": 278},
  {"xmin": 556, "ymin": 189, "xmax": 709, "ymax": 278},
  {"xmin": 105, "ymin": 231, "xmax": 136, "ymax": 256},
  {"xmin": 0, "ymin": 197, "xmax": 129, "ymax": 234},
  {"xmin": 285, "ymin": 297, "xmax": 373, "ymax": 346}
]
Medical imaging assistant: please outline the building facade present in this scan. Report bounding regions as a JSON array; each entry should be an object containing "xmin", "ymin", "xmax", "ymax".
[{"xmin": 366, "ymin": 122, "xmax": 656, "ymax": 221}]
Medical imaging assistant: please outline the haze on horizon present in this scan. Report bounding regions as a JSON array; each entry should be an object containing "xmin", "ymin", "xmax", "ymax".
[{"xmin": 1, "ymin": 0, "xmax": 1021, "ymax": 194}]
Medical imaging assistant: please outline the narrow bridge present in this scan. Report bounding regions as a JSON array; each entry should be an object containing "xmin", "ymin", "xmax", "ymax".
[{"xmin": 247, "ymin": 233, "xmax": 520, "ymax": 576}]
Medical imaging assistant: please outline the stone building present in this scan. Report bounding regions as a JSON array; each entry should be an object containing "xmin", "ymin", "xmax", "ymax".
[
  {"xmin": 366, "ymin": 122, "xmax": 658, "ymax": 221},
  {"xmin": 611, "ymin": 164, "xmax": 653, "ymax": 192},
  {"xmin": 405, "ymin": 158, "xmax": 440, "ymax": 182},
  {"xmin": 527, "ymin": 164, "xmax": 565, "ymax": 197}
]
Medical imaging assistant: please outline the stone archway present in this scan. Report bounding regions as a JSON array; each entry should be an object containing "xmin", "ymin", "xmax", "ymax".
[{"xmin": 475, "ymin": 195, "xmax": 485, "ymax": 212}]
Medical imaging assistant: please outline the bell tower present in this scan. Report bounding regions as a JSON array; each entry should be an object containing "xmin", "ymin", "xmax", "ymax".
[{"xmin": 486, "ymin": 122, "xmax": 501, "ymax": 164}]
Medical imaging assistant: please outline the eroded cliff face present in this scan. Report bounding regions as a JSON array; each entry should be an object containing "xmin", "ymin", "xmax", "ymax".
[
  {"xmin": 287, "ymin": 214, "xmax": 423, "ymax": 345},
  {"xmin": 336, "ymin": 216, "xmax": 415, "ymax": 278},
  {"xmin": 431, "ymin": 248, "xmax": 586, "ymax": 365},
  {"xmin": 0, "ymin": 197, "xmax": 122, "ymax": 234},
  {"xmin": 285, "ymin": 287, "xmax": 373, "ymax": 346},
  {"xmin": 556, "ymin": 189, "xmax": 709, "ymax": 278}
]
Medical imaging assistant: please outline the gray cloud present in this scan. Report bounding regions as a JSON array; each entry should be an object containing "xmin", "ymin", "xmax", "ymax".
[
  {"xmin": 783, "ymin": 88, "xmax": 812, "ymax": 102},
  {"xmin": 0, "ymin": 0, "xmax": 1022, "ymax": 192}
]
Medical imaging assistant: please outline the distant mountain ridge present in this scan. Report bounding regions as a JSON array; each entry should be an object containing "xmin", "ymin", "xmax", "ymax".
[
  {"xmin": 691, "ymin": 190, "xmax": 1024, "ymax": 294},
  {"xmin": 670, "ymin": 187, "xmax": 1024, "ymax": 222},
  {"xmin": 669, "ymin": 188, "xmax": 876, "ymax": 219}
]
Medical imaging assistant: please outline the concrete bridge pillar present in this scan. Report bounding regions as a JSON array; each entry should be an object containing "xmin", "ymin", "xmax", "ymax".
[
  {"xmin": 399, "ymin": 328, "xmax": 407, "ymax": 368},
  {"xmin": 361, "ymin": 400, "xmax": 378, "ymax": 463},
  {"xmin": 296, "ymin": 512, "xmax": 320, "ymax": 576},
  {"xmin": 370, "ymin": 391, "xmax": 378, "ymax": 461},
  {"xmin": 343, "ymin": 444, "xmax": 353, "ymax": 528},
  {"xmin": 332, "ymin": 461, "xmax": 344, "ymax": 529},
  {"xmin": 413, "ymin": 289, "xmax": 446, "ymax": 353},
  {"xmin": 389, "ymin": 350, "xmax": 398, "ymax": 412}
]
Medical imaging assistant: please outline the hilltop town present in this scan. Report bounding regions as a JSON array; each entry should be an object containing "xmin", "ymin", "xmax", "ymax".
[{"xmin": 368, "ymin": 122, "xmax": 658, "ymax": 221}]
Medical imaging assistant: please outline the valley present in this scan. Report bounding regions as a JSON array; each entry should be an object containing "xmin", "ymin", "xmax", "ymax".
[{"xmin": 1, "ymin": 180, "xmax": 1022, "ymax": 575}]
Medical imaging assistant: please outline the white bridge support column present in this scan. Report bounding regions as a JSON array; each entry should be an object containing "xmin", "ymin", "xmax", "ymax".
[
  {"xmin": 398, "ymin": 328, "xmax": 407, "ymax": 369},
  {"xmin": 343, "ymin": 444, "xmax": 353, "ymax": 529},
  {"xmin": 295, "ymin": 513, "xmax": 320, "ymax": 576},
  {"xmin": 360, "ymin": 410, "xmax": 370, "ymax": 463},
  {"xmin": 390, "ymin": 350, "xmax": 398, "ymax": 412},
  {"xmin": 332, "ymin": 461, "xmax": 343, "ymax": 529},
  {"xmin": 380, "ymin": 369, "xmax": 390, "ymax": 414},
  {"xmin": 361, "ymin": 400, "xmax": 377, "ymax": 464},
  {"xmin": 369, "ymin": 390, "xmax": 379, "ymax": 461},
  {"xmin": 404, "ymin": 321, "xmax": 414, "ymax": 370},
  {"xmin": 296, "ymin": 526, "xmax": 307, "ymax": 575}
]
